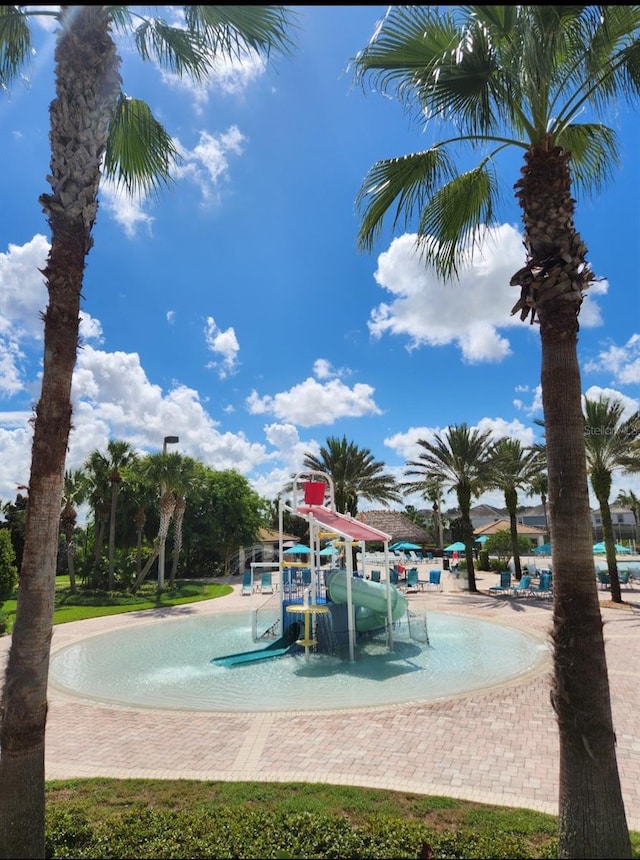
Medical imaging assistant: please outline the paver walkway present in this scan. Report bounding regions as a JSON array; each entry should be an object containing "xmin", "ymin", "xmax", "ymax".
[{"xmin": 2, "ymin": 569, "xmax": 640, "ymax": 830}]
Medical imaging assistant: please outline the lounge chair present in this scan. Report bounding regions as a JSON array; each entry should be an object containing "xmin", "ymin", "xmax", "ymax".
[
  {"xmin": 426, "ymin": 568, "xmax": 442, "ymax": 591},
  {"xmin": 511, "ymin": 574, "xmax": 533, "ymax": 597},
  {"xmin": 489, "ymin": 571, "xmax": 512, "ymax": 596},
  {"xmin": 405, "ymin": 568, "xmax": 420, "ymax": 592},
  {"xmin": 260, "ymin": 572, "xmax": 274, "ymax": 594},
  {"xmin": 596, "ymin": 570, "xmax": 611, "ymax": 589},
  {"xmin": 529, "ymin": 571, "xmax": 552, "ymax": 597},
  {"xmin": 241, "ymin": 571, "xmax": 253, "ymax": 595},
  {"xmin": 389, "ymin": 569, "xmax": 399, "ymax": 585},
  {"xmin": 370, "ymin": 569, "xmax": 381, "ymax": 583}
]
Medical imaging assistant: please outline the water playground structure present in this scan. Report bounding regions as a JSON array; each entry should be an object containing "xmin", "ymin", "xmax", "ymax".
[{"xmin": 212, "ymin": 471, "xmax": 427, "ymax": 668}]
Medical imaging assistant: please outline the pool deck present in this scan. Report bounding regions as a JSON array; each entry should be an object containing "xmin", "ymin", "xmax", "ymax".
[{"xmin": 2, "ymin": 567, "xmax": 640, "ymax": 829}]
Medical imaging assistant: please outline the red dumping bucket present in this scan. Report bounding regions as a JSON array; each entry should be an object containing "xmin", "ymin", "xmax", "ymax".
[{"xmin": 303, "ymin": 481, "xmax": 325, "ymax": 505}]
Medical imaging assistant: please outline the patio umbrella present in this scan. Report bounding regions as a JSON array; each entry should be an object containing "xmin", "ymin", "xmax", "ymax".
[
  {"xmin": 475, "ymin": 536, "xmax": 489, "ymax": 544},
  {"xmin": 283, "ymin": 543, "xmax": 311, "ymax": 555},
  {"xmin": 318, "ymin": 546, "xmax": 334, "ymax": 556},
  {"xmin": 390, "ymin": 541, "xmax": 421, "ymax": 551},
  {"xmin": 444, "ymin": 541, "xmax": 465, "ymax": 553},
  {"xmin": 534, "ymin": 543, "xmax": 552, "ymax": 555},
  {"xmin": 593, "ymin": 542, "xmax": 631, "ymax": 554}
]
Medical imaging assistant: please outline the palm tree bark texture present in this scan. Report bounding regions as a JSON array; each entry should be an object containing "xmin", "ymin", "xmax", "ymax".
[
  {"xmin": 0, "ymin": 8, "xmax": 122, "ymax": 858},
  {"xmin": 514, "ymin": 137, "xmax": 628, "ymax": 855}
]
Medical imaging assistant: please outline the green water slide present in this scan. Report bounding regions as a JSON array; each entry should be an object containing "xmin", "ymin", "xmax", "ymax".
[
  {"xmin": 211, "ymin": 623, "xmax": 301, "ymax": 668},
  {"xmin": 327, "ymin": 570, "xmax": 408, "ymax": 632}
]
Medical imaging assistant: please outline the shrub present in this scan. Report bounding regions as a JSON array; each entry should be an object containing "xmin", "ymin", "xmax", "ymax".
[{"xmin": 0, "ymin": 528, "xmax": 18, "ymax": 600}]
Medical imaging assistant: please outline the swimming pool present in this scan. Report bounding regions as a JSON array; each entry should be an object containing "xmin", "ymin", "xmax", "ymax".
[{"xmin": 48, "ymin": 609, "xmax": 550, "ymax": 713}]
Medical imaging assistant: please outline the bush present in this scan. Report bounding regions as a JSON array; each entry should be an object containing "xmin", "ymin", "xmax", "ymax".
[
  {"xmin": 44, "ymin": 803, "xmax": 558, "ymax": 858},
  {"xmin": 0, "ymin": 528, "xmax": 18, "ymax": 600}
]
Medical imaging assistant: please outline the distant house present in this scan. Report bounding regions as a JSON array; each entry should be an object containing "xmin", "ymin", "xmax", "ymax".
[
  {"xmin": 356, "ymin": 510, "xmax": 432, "ymax": 546},
  {"xmin": 591, "ymin": 506, "xmax": 637, "ymax": 545},
  {"xmin": 473, "ymin": 518, "xmax": 547, "ymax": 546},
  {"xmin": 238, "ymin": 527, "xmax": 300, "ymax": 571}
]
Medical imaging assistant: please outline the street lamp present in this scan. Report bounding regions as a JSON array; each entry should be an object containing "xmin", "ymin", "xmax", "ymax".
[
  {"xmin": 158, "ymin": 435, "xmax": 179, "ymax": 589},
  {"xmin": 162, "ymin": 435, "xmax": 179, "ymax": 454}
]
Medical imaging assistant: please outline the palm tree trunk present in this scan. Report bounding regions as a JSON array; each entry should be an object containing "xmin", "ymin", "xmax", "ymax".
[
  {"xmin": 66, "ymin": 542, "xmax": 77, "ymax": 595},
  {"xmin": 169, "ymin": 496, "xmax": 186, "ymax": 588},
  {"xmin": 596, "ymin": 491, "xmax": 622, "ymax": 603},
  {"xmin": 458, "ymin": 486, "xmax": 477, "ymax": 592},
  {"xmin": 0, "ymin": 9, "xmax": 121, "ymax": 857},
  {"xmin": 541, "ymin": 309, "xmax": 629, "ymax": 853},
  {"xmin": 108, "ymin": 481, "xmax": 118, "ymax": 590},
  {"xmin": 506, "ymin": 489, "xmax": 522, "ymax": 580},
  {"xmin": 515, "ymin": 137, "xmax": 630, "ymax": 855}
]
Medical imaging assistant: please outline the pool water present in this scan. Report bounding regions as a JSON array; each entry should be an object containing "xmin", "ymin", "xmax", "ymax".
[{"xmin": 48, "ymin": 610, "xmax": 549, "ymax": 713}]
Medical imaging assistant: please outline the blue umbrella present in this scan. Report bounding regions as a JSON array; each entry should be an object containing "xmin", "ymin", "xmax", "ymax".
[
  {"xmin": 444, "ymin": 541, "xmax": 465, "ymax": 553},
  {"xmin": 283, "ymin": 543, "xmax": 311, "ymax": 555},
  {"xmin": 390, "ymin": 541, "xmax": 421, "ymax": 551},
  {"xmin": 593, "ymin": 542, "xmax": 631, "ymax": 554}
]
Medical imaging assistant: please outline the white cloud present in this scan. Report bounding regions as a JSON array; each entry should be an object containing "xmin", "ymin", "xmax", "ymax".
[
  {"xmin": 99, "ymin": 127, "xmax": 247, "ymax": 235},
  {"xmin": 204, "ymin": 316, "xmax": 240, "ymax": 378},
  {"xmin": 369, "ymin": 225, "xmax": 606, "ymax": 363},
  {"xmin": 0, "ymin": 234, "xmax": 49, "ymax": 340},
  {"xmin": 0, "ymin": 235, "xmax": 101, "ymax": 398},
  {"xmin": 583, "ymin": 385, "xmax": 640, "ymax": 419},
  {"xmin": 158, "ymin": 51, "xmax": 268, "ymax": 108},
  {"xmin": 584, "ymin": 334, "xmax": 640, "ymax": 385},
  {"xmin": 246, "ymin": 377, "xmax": 382, "ymax": 427}
]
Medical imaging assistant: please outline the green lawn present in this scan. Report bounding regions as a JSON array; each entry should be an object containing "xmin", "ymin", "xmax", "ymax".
[{"xmin": 1, "ymin": 576, "xmax": 233, "ymax": 633}]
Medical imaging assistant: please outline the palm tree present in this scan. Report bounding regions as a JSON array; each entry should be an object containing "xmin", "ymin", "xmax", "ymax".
[
  {"xmin": 89, "ymin": 440, "xmax": 137, "ymax": 590},
  {"xmin": 584, "ymin": 395, "xmax": 640, "ymax": 604},
  {"xmin": 0, "ymin": 7, "xmax": 296, "ymax": 857},
  {"xmin": 168, "ymin": 456, "xmax": 199, "ymax": 588},
  {"xmin": 403, "ymin": 476, "xmax": 445, "ymax": 549},
  {"xmin": 351, "ymin": 7, "xmax": 639, "ymax": 854},
  {"xmin": 527, "ymin": 472, "xmax": 549, "ymax": 544},
  {"xmin": 487, "ymin": 438, "xmax": 542, "ymax": 580},
  {"xmin": 616, "ymin": 489, "xmax": 640, "ymax": 551},
  {"xmin": 404, "ymin": 424, "xmax": 493, "ymax": 592},
  {"xmin": 84, "ymin": 449, "xmax": 112, "ymax": 577},
  {"xmin": 302, "ymin": 435, "xmax": 401, "ymax": 515},
  {"xmin": 59, "ymin": 469, "xmax": 87, "ymax": 595}
]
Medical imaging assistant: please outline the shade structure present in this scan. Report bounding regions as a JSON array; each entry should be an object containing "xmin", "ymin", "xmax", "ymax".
[
  {"xmin": 390, "ymin": 541, "xmax": 421, "ymax": 551},
  {"xmin": 283, "ymin": 543, "xmax": 311, "ymax": 555},
  {"xmin": 444, "ymin": 541, "xmax": 465, "ymax": 553},
  {"xmin": 593, "ymin": 542, "xmax": 632, "ymax": 554}
]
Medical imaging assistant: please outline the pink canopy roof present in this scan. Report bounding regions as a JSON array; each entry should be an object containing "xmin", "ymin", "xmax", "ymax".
[{"xmin": 296, "ymin": 505, "xmax": 391, "ymax": 543}]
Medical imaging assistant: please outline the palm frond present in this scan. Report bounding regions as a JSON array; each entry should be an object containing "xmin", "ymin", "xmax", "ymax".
[
  {"xmin": 356, "ymin": 147, "xmax": 454, "ymax": 254},
  {"xmin": 184, "ymin": 5, "xmax": 297, "ymax": 63},
  {"xmin": 0, "ymin": 5, "xmax": 32, "ymax": 88},
  {"xmin": 415, "ymin": 162, "xmax": 500, "ymax": 279},
  {"xmin": 131, "ymin": 17, "xmax": 215, "ymax": 83},
  {"xmin": 104, "ymin": 95, "xmax": 180, "ymax": 198},
  {"xmin": 556, "ymin": 123, "xmax": 619, "ymax": 198}
]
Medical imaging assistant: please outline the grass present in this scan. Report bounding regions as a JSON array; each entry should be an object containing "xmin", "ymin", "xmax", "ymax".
[
  {"xmin": 4, "ymin": 577, "xmax": 639, "ymax": 857},
  {"xmin": 1, "ymin": 575, "xmax": 233, "ymax": 632}
]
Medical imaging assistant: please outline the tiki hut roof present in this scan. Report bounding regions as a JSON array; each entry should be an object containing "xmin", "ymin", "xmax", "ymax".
[{"xmin": 356, "ymin": 510, "xmax": 432, "ymax": 544}]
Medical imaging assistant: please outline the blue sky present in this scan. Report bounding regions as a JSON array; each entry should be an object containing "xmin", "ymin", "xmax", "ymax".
[{"xmin": 1, "ymin": 5, "xmax": 639, "ymax": 513}]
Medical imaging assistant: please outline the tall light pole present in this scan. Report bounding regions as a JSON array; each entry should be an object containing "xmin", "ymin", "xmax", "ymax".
[{"xmin": 158, "ymin": 435, "xmax": 179, "ymax": 589}]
